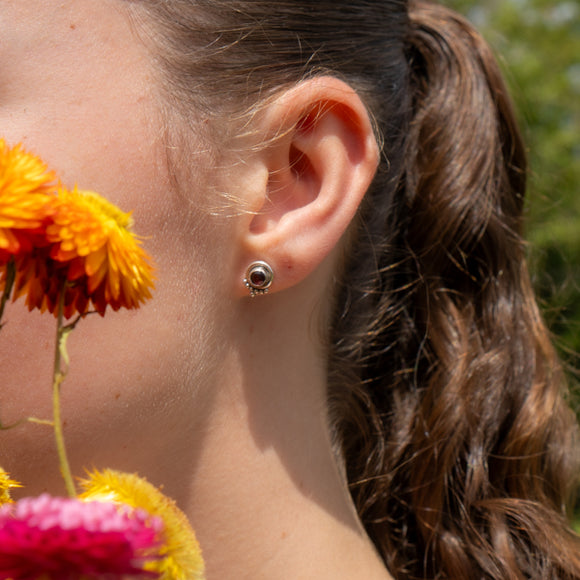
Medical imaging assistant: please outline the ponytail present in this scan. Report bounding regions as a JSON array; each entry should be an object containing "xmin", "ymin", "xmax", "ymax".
[
  {"xmin": 132, "ymin": 0, "xmax": 580, "ymax": 576},
  {"xmin": 329, "ymin": 2, "xmax": 580, "ymax": 578}
]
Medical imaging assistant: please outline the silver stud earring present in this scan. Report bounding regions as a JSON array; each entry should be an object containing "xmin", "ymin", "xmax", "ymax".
[{"xmin": 244, "ymin": 261, "xmax": 274, "ymax": 297}]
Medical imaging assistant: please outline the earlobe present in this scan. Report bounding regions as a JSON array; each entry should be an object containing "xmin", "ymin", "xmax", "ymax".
[{"xmin": 237, "ymin": 77, "xmax": 379, "ymax": 297}]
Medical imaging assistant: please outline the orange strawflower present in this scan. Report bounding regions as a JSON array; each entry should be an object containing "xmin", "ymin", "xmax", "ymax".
[
  {"xmin": 14, "ymin": 187, "xmax": 154, "ymax": 318},
  {"xmin": 0, "ymin": 140, "xmax": 56, "ymax": 262}
]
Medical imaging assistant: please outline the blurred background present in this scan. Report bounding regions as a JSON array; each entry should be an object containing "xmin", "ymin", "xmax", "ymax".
[
  {"xmin": 445, "ymin": 0, "xmax": 580, "ymax": 377},
  {"xmin": 445, "ymin": 0, "xmax": 580, "ymax": 520}
]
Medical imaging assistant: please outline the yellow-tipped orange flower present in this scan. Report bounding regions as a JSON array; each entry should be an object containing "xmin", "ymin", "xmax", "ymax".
[
  {"xmin": 14, "ymin": 187, "xmax": 155, "ymax": 317},
  {"xmin": 49, "ymin": 187, "xmax": 155, "ymax": 314},
  {"xmin": 0, "ymin": 140, "xmax": 55, "ymax": 262}
]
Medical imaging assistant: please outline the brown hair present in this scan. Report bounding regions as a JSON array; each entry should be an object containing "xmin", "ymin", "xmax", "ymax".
[{"xmin": 132, "ymin": 0, "xmax": 580, "ymax": 577}]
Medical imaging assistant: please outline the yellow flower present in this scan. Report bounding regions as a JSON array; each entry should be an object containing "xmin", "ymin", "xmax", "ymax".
[
  {"xmin": 0, "ymin": 139, "xmax": 56, "ymax": 261},
  {"xmin": 0, "ymin": 468, "xmax": 22, "ymax": 505},
  {"xmin": 14, "ymin": 187, "xmax": 154, "ymax": 318},
  {"xmin": 79, "ymin": 469, "xmax": 205, "ymax": 580}
]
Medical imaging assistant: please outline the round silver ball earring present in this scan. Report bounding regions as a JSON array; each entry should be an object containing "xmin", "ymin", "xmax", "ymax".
[{"xmin": 244, "ymin": 261, "xmax": 274, "ymax": 297}]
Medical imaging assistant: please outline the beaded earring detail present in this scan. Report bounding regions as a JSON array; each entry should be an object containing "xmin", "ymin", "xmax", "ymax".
[{"xmin": 244, "ymin": 261, "xmax": 274, "ymax": 297}]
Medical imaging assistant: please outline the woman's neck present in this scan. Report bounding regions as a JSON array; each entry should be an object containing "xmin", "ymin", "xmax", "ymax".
[{"xmin": 178, "ymin": 294, "xmax": 393, "ymax": 579}]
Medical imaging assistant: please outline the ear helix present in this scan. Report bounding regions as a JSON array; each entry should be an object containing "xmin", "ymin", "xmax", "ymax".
[{"xmin": 244, "ymin": 261, "xmax": 274, "ymax": 297}]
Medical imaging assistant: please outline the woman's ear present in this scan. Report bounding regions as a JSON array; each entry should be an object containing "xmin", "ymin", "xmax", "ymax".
[{"xmin": 235, "ymin": 76, "xmax": 379, "ymax": 296}]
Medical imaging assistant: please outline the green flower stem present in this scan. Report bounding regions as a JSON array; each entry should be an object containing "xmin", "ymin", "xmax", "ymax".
[
  {"xmin": 53, "ymin": 286, "xmax": 76, "ymax": 498},
  {"xmin": 0, "ymin": 258, "xmax": 16, "ymax": 329}
]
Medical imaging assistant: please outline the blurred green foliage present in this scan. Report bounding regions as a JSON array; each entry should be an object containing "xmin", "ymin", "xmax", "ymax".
[{"xmin": 445, "ymin": 0, "xmax": 580, "ymax": 367}]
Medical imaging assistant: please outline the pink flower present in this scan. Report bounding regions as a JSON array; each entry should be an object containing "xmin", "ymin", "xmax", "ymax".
[{"xmin": 0, "ymin": 494, "xmax": 163, "ymax": 580}]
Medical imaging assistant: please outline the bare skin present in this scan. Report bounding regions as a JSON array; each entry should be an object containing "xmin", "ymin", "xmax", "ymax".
[{"xmin": 0, "ymin": 1, "xmax": 391, "ymax": 578}]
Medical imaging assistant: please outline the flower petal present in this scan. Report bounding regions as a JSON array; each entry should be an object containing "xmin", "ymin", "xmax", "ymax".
[{"xmin": 80, "ymin": 470, "xmax": 205, "ymax": 580}]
